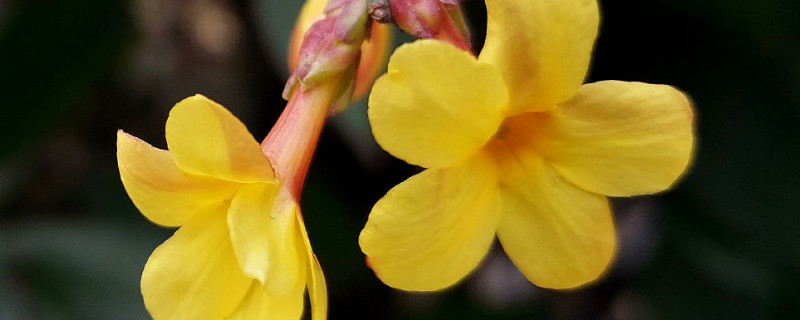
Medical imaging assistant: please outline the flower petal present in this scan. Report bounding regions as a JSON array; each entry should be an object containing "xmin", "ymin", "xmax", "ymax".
[
  {"xmin": 307, "ymin": 257, "xmax": 327, "ymax": 320},
  {"xmin": 141, "ymin": 207, "xmax": 252, "ymax": 320},
  {"xmin": 359, "ymin": 155, "xmax": 500, "ymax": 291},
  {"xmin": 480, "ymin": 0, "xmax": 599, "ymax": 114},
  {"xmin": 165, "ymin": 94, "xmax": 273, "ymax": 183},
  {"xmin": 368, "ymin": 39, "xmax": 508, "ymax": 169},
  {"xmin": 227, "ymin": 183, "xmax": 307, "ymax": 296},
  {"xmin": 490, "ymin": 143, "xmax": 615, "ymax": 289},
  {"xmin": 227, "ymin": 282, "xmax": 304, "ymax": 320},
  {"xmin": 544, "ymin": 81, "xmax": 695, "ymax": 197},
  {"xmin": 117, "ymin": 130, "xmax": 238, "ymax": 227},
  {"xmin": 296, "ymin": 212, "xmax": 327, "ymax": 320}
]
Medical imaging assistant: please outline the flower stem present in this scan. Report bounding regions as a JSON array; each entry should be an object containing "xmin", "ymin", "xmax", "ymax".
[{"xmin": 261, "ymin": 83, "xmax": 336, "ymax": 200}]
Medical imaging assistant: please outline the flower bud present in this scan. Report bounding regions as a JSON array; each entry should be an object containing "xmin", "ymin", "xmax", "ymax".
[
  {"xmin": 289, "ymin": 0, "xmax": 391, "ymax": 103},
  {"xmin": 388, "ymin": 0, "xmax": 470, "ymax": 51},
  {"xmin": 283, "ymin": 0, "xmax": 368, "ymax": 114}
]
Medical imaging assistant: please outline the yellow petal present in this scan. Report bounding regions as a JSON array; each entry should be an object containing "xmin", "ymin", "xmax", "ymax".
[
  {"xmin": 368, "ymin": 39, "xmax": 508, "ymax": 169},
  {"xmin": 296, "ymin": 213, "xmax": 327, "ymax": 320},
  {"xmin": 227, "ymin": 282, "xmax": 304, "ymax": 320},
  {"xmin": 489, "ymin": 142, "xmax": 615, "ymax": 289},
  {"xmin": 359, "ymin": 154, "xmax": 500, "ymax": 291},
  {"xmin": 117, "ymin": 130, "xmax": 238, "ymax": 227},
  {"xmin": 307, "ymin": 257, "xmax": 327, "ymax": 320},
  {"xmin": 165, "ymin": 94, "xmax": 273, "ymax": 183},
  {"xmin": 544, "ymin": 81, "xmax": 695, "ymax": 197},
  {"xmin": 227, "ymin": 183, "xmax": 307, "ymax": 296},
  {"xmin": 141, "ymin": 207, "xmax": 252, "ymax": 320},
  {"xmin": 480, "ymin": 0, "xmax": 599, "ymax": 114}
]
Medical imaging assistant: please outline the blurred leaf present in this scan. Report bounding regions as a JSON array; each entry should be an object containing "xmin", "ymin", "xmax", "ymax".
[
  {"xmin": 249, "ymin": 0, "xmax": 304, "ymax": 76},
  {"xmin": 2, "ymin": 220, "xmax": 168, "ymax": 320},
  {"xmin": 0, "ymin": 0, "xmax": 131, "ymax": 161}
]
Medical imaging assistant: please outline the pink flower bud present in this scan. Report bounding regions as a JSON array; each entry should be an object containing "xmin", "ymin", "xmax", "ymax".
[
  {"xmin": 389, "ymin": 0, "xmax": 470, "ymax": 51},
  {"xmin": 284, "ymin": 0, "xmax": 376, "ymax": 114}
]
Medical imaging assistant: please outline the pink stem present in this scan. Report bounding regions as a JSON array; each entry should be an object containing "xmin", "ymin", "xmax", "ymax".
[{"xmin": 261, "ymin": 85, "xmax": 334, "ymax": 201}]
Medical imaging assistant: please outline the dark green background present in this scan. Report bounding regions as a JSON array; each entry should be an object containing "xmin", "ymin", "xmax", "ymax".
[{"xmin": 1, "ymin": 0, "xmax": 798, "ymax": 319}]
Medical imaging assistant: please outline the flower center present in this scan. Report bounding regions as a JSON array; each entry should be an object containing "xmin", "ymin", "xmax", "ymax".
[{"xmin": 484, "ymin": 111, "xmax": 552, "ymax": 167}]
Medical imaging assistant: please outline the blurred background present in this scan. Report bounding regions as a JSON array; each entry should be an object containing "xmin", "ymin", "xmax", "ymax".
[{"xmin": 1, "ymin": 0, "xmax": 799, "ymax": 319}]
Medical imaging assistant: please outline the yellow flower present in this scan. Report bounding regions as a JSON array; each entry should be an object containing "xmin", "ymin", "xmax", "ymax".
[
  {"xmin": 359, "ymin": 0, "xmax": 694, "ymax": 290},
  {"xmin": 117, "ymin": 95, "xmax": 326, "ymax": 319}
]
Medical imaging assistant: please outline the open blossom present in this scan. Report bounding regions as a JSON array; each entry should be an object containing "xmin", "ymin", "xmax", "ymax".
[
  {"xmin": 117, "ymin": 95, "xmax": 326, "ymax": 319},
  {"xmin": 359, "ymin": 0, "xmax": 694, "ymax": 291},
  {"xmin": 116, "ymin": 0, "xmax": 370, "ymax": 318}
]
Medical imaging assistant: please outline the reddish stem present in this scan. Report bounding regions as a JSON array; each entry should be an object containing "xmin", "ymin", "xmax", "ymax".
[{"xmin": 261, "ymin": 84, "xmax": 335, "ymax": 201}]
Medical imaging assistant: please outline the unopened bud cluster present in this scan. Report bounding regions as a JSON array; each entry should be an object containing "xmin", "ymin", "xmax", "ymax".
[{"xmin": 284, "ymin": 0, "xmax": 371, "ymax": 114}]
